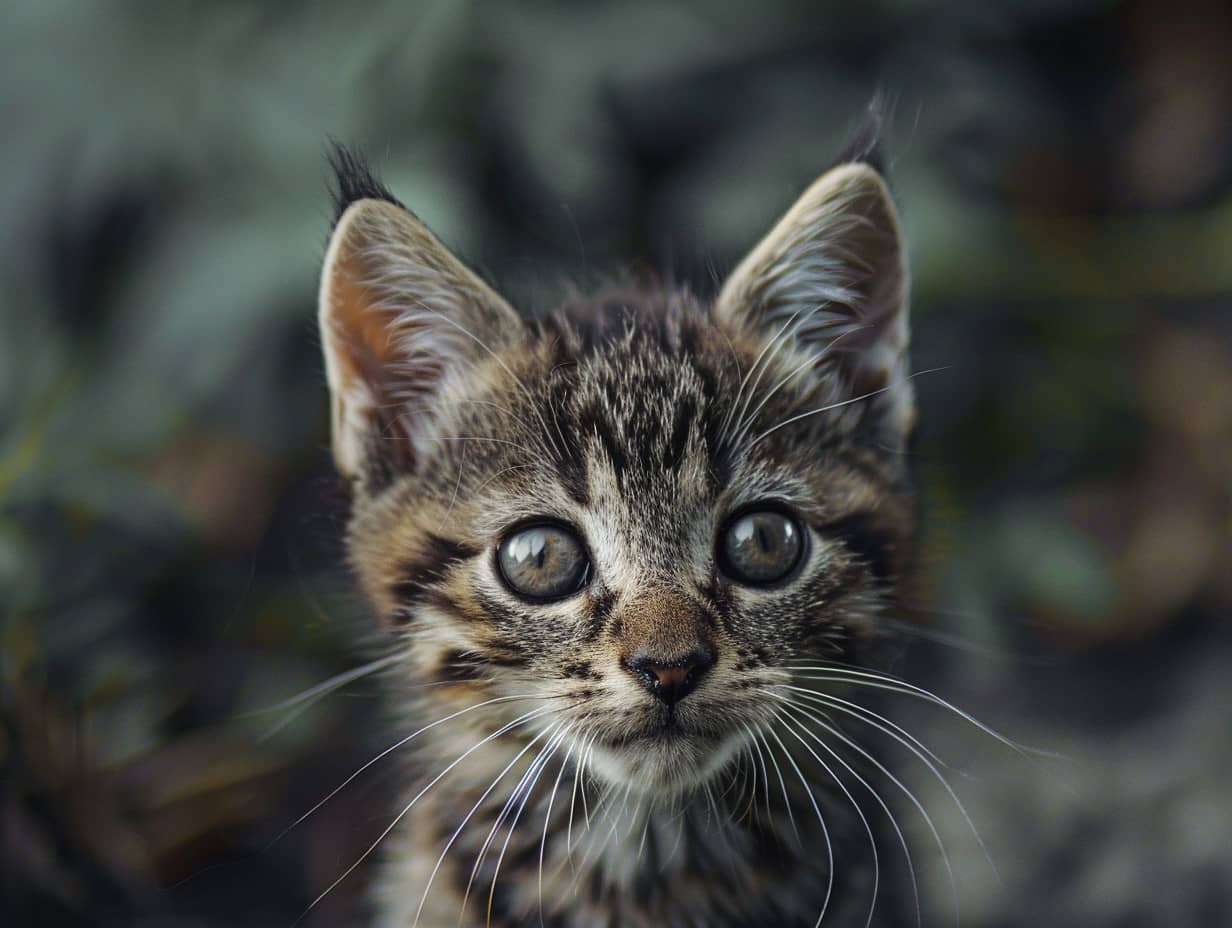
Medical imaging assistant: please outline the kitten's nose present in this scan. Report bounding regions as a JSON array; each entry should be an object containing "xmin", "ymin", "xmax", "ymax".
[{"xmin": 624, "ymin": 649, "xmax": 715, "ymax": 707}]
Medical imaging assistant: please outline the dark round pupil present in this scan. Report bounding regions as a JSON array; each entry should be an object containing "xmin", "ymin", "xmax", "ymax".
[{"xmin": 724, "ymin": 511, "xmax": 801, "ymax": 583}]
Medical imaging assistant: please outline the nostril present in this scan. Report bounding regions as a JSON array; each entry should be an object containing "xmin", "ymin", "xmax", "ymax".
[{"xmin": 625, "ymin": 649, "xmax": 715, "ymax": 707}]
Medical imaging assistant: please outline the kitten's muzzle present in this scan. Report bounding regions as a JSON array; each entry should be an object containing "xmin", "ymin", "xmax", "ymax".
[{"xmin": 623, "ymin": 648, "xmax": 715, "ymax": 708}]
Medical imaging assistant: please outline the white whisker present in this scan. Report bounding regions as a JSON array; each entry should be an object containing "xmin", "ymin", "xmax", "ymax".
[
  {"xmin": 484, "ymin": 725, "xmax": 571, "ymax": 927},
  {"xmin": 776, "ymin": 687, "xmax": 962, "ymax": 924},
  {"xmin": 784, "ymin": 664, "xmax": 1033, "ymax": 757},
  {"xmin": 793, "ymin": 686, "xmax": 1000, "ymax": 887},
  {"xmin": 728, "ymin": 323, "xmax": 871, "ymax": 449},
  {"xmin": 772, "ymin": 704, "xmax": 880, "ymax": 928},
  {"xmin": 742, "ymin": 722, "xmax": 775, "ymax": 826},
  {"xmin": 274, "ymin": 693, "xmax": 562, "ymax": 847},
  {"xmin": 243, "ymin": 654, "xmax": 400, "ymax": 719},
  {"xmin": 750, "ymin": 367, "xmax": 947, "ymax": 449},
  {"xmin": 756, "ymin": 727, "xmax": 799, "ymax": 844},
  {"xmin": 791, "ymin": 699, "xmax": 923, "ymax": 928},
  {"xmin": 763, "ymin": 722, "xmax": 834, "ymax": 926},
  {"xmin": 538, "ymin": 724, "xmax": 580, "ymax": 918},
  {"xmin": 781, "ymin": 684, "xmax": 949, "ymax": 769},
  {"xmin": 302, "ymin": 703, "xmax": 561, "ymax": 924},
  {"xmin": 416, "ymin": 720, "xmax": 564, "ymax": 928}
]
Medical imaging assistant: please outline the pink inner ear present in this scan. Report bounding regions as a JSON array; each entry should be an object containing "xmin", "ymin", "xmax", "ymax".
[
  {"xmin": 322, "ymin": 226, "xmax": 422, "ymax": 477},
  {"xmin": 319, "ymin": 199, "xmax": 526, "ymax": 481},
  {"xmin": 325, "ymin": 228, "xmax": 416, "ymax": 384}
]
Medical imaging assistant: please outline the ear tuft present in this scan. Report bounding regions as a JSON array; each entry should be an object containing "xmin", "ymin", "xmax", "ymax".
[
  {"xmin": 830, "ymin": 102, "xmax": 885, "ymax": 175},
  {"xmin": 326, "ymin": 142, "xmax": 404, "ymax": 227},
  {"xmin": 318, "ymin": 173, "xmax": 522, "ymax": 486}
]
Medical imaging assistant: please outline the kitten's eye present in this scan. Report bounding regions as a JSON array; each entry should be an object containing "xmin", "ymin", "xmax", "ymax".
[
  {"xmin": 497, "ymin": 524, "xmax": 590, "ymax": 601},
  {"xmin": 719, "ymin": 510, "xmax": 804, "ymax": 585}
]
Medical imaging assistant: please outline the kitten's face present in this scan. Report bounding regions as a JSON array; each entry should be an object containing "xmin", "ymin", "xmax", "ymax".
[{"xmin": 321, "ymin": 152, "xmax": 913, "ymax": 798}]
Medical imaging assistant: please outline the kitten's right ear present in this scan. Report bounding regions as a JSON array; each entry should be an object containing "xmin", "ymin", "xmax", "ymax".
[
  {"xmin": 319, "ymin": 159, "xmax": 522, "ymax": 485},
  {"xmin": 714, "ymin": 120, "xmax": 913, "ymax": 446}
]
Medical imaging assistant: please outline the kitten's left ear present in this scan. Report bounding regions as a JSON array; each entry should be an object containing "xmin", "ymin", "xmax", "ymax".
[
  {"xmin": 715, "ymin": 147, "xmax": 913, "ymax": 443},
  {"xmin": 318, "ymin": 151, "xmax": 523, "ymax": 484}
]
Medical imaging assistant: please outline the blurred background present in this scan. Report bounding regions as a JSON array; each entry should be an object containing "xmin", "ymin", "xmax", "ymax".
[{"xmin": 2, "ymin": 0, "xmax": 1229, "ymax": 925}]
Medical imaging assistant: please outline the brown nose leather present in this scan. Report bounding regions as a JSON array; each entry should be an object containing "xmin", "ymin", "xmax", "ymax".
[
  {"xmin": 624, "ymin": 650, "xmax": 714, "ymax": 707},
  {"xmin": 653, "ymin": 666, "xmax": 691, "ymax": 689}
]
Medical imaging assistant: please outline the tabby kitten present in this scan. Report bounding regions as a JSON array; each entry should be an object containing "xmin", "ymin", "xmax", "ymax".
[{"xmin": 318, "ymin": 117, "xmax": 918, "ymax": 927}]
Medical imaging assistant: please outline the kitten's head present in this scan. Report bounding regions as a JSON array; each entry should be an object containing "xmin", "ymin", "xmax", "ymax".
[{"xmin": 319, "ymin": 127, "xmax": 914, "ymax": 796}]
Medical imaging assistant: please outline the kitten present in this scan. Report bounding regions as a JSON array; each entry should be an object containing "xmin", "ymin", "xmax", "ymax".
[{"xmin": 318, "ymin": 113, "xmax": 919, "ymax": 927}]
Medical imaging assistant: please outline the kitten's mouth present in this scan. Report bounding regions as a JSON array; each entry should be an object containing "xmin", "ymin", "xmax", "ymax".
[
  {"xmin": 601, "ymin": 706, "xmax": 716, "ymax": 748},
  {"xmin": 626, "ymin": 722, "xmax": 696, "ymax": 752},
  {"xmin": 584, "ymin": 711, "xmax": 742, "ymax": 794}
]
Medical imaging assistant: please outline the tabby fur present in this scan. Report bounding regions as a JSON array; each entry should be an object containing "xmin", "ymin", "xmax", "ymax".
[{"xmin": 319, "ymin": 112, "xmax": 919, "ymax": 927}]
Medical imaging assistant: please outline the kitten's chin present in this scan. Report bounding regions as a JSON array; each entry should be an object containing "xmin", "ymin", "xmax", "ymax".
[{"xmin": 584, "ymin": 728, "xmax": 744, "ymax": 797}]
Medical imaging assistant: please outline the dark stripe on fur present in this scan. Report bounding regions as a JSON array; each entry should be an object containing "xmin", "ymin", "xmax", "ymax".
[
  {"xmin": 389, "ymin": 534, "xmax": 480, "ymax": 614},
  {"xmin": 664, "ymin": 396, "xmax": 695, "ymax": 471},
  {"xmin": 594, "ymin": 420, "xmax": 628, "ymax": 482},
  {"xmin": 584, "ymin": 586, "xmax": 618, "ymax": 641},
  {"xmin": 434, "ymin": 649, "xmax": 488, "ymax": 683},
  {"xmin": 829, "ymin": 101, "xmax": 884, "ymax": 174},
  {"xmin": 326, "ymin": 142, "xmax": 405, "ymax": 225},
  {"xmin": 561, "ymin": 660, "xmax": 599, "ymax": 680},
  {"xmin": 821, "ymin": 512, "xmax": 897, "ymax": 583}
]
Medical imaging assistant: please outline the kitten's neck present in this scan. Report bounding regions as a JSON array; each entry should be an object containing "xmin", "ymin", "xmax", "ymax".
[{"xmin": 377, "ymin": 727, "xmax": 881, "ymax": 928}]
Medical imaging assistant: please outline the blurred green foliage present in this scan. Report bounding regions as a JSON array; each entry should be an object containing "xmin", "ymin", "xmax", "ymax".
[{"xmin": 2, "ymin": 0, "xmax": 1230, "ymax": 925}]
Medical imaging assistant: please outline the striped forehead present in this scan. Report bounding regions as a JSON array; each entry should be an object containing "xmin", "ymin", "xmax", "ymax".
[
  {"xmin": 546, "ymin": 335, "xmax": 721, "ymax": 575},
  {"xmin": 579, "ymin": 342, "xmax": 709, "ymax": 468}
]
